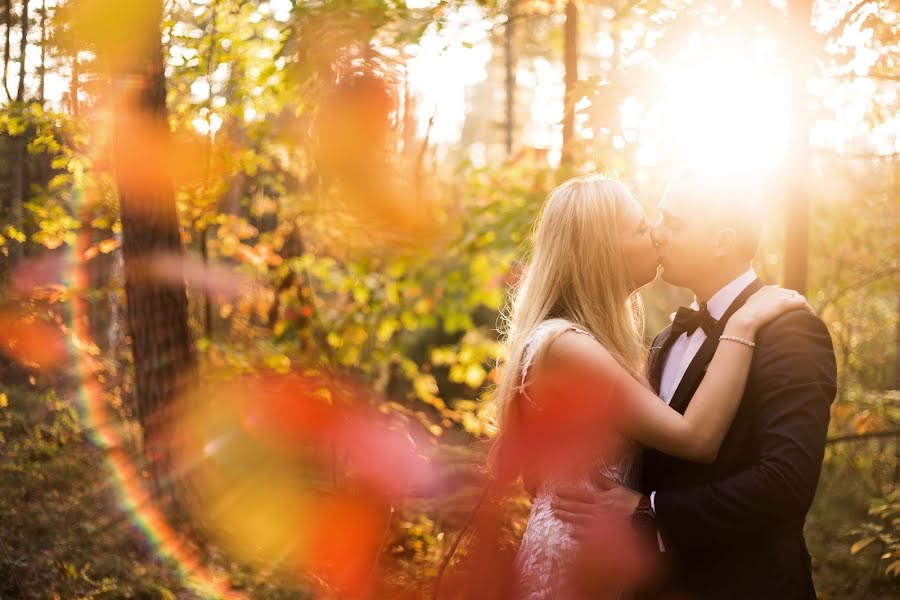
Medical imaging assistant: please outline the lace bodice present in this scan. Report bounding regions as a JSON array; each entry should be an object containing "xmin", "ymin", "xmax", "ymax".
[{"xmin": 513, "ymin": 319, "xmax": 639, "ymax": 599}]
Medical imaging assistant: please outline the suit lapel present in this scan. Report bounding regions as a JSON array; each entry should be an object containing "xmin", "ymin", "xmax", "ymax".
[
  {"xmin": 648, "ymin": 326, "xmax": 676, "ymax": 395},
  {"xmin": 668, "ymin": 279, "xmax": 764, "ymax": 415}
]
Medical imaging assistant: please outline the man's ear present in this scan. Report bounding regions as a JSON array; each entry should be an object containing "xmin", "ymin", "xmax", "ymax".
[{"xmin": 712, "ymin": 228, "xmax": 738, "ymax": 258}]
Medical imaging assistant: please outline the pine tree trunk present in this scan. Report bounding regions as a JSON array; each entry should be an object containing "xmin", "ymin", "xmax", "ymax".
[
  {"xmin": 9, "ymin": 0, "xmax": 28, "ymax": 263},
  {"xmin": 38, "ymin": 0, "xmax": 45, "ymax": 105},
  {"xmin": 113, "ymin": 0, "xmax": 197, "ymax": 506},
  {"xmin": 2, "ymin": 0, "xmax": 12, "ymax": 101},
  {"xmin": 70, "ymin": 51, "xmax": 79, "ymax": 116},
  {"xmin": 783, "ymin": 0, "xmax": 812, "ymax": 293},
  {"xmin": 15, "ymin": 0, "xmax": 25, "ymax": 102},
  {"xmin": 203, "ymin": 0, "xmax": 217, "ymax": 340},
  {"xmin": 561, "ymin": 0, "xmax": 578, "ymax": 167},
  {"xmin": 895, "ymin": 288, "xmax": 900, "ymax": 390},
  {"xmin": 504, "ymin": 0, "xmax": 517, "ymax": 157}
]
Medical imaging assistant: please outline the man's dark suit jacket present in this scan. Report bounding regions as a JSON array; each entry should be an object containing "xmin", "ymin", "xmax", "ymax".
[{"xmin": 641, "ymin": 279, "xmax": 837, "ymax": 599}]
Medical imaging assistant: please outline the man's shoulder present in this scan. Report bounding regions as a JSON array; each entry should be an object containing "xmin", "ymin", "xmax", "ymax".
[
  {"xmin": 756, "ymin": 307, "xmax": 831, "ymax": 343},
  {"xmin": 751, "ymin": 307, "xmax": 837, "ymax": 384}
]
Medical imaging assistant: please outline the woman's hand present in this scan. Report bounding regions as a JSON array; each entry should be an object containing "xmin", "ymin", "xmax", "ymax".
[{"xmin": 727, "ymin": 286, "xmax": 811, "ymax": 339}]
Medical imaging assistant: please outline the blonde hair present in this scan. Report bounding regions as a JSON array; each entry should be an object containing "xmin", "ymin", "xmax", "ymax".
[{"xmin": 487, "ymin": 175, "xmax": 647, "ymax": 474}]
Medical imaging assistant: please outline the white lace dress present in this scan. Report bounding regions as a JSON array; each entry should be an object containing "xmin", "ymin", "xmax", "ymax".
[{"xmin": 513, "ymin": 319, "xmax": 640, "ymax": 600}]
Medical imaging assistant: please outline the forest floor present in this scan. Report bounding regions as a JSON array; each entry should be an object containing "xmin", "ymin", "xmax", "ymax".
[
  {"xmin": 0, "ymin": 380, "xmax": 315, "ymax": 599},
  {"xmin": 0, "ymin": 379, "xmax": 896, "ymax": 599}
]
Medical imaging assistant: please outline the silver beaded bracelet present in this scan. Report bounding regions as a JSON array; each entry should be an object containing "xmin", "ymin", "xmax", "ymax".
[{"xmin": 719, "ymin": 335, "xmax": 756, "ymax": 348}]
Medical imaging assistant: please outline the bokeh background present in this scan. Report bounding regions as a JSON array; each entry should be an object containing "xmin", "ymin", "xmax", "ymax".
[{"xmin": 0, "ymin": 0, "xmax": 897, "ymax": 598}]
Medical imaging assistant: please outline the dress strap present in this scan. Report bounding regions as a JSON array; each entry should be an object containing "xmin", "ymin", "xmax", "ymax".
[{"xmin": 517, "ymin": 319, "xmax": 596, "ymax": 405}]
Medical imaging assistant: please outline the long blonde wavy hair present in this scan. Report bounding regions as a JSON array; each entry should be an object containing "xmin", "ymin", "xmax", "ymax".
[{"xmin": 488, "ymin": 175, "xmax": 647, "ymax": 471}]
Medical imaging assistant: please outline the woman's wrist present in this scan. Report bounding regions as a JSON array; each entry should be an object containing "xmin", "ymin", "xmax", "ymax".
[{"xmin": 723, "ymin": 315, "xmax": 756, "ymax": 340}]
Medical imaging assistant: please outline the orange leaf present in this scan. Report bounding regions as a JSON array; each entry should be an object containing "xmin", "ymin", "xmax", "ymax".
[
  {"xmin": 851, "ymin": 536, "xmax": 877, "ymax": 555},
  {"xmin": 0, "ymin": 310, "xmax": 67, "ymax": 370}
]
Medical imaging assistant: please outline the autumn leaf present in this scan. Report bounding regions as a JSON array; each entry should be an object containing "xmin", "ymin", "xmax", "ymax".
[{"xmin": 851, "ymin": 536, "xmax": 877, "ymax": 555}]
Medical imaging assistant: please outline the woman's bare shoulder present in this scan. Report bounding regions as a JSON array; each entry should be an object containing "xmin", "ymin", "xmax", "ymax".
[{"xmin": 544, "ymin": 327, "xmax": 618, "ymax": 374}]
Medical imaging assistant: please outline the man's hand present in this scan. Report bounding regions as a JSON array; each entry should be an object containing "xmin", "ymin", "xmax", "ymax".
[
  {"xmin": 551, "ymin": 476, "xmax": 642, "ymax": 542},
  {"xmin": 551, "ymin": 477, "xmax": 656, "ymax": 589}
]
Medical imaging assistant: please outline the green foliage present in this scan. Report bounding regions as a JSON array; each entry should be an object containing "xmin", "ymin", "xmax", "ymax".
[
  {"xmin": 0, "ymin": 0, "xmax": 897, "ymax": 596},
  {"xmin": 852, "ymin": 486, "xmax": 900, "ymax": 577}
]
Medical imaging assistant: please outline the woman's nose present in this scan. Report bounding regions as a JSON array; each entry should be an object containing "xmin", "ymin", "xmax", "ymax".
[{"xmin": 650, "ymin": 226, "xmax": 663, "ymax": 248}]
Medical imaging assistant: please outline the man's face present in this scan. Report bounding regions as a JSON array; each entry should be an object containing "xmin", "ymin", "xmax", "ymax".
[{"xmin": 651, "ymin": 184, "xmax": 716, "ymax": 289}]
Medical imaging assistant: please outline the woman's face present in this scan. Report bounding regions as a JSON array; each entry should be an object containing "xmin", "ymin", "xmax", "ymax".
[{"xmin": 620, "ymin": 197, "xmax": 660, "ymax": 291}]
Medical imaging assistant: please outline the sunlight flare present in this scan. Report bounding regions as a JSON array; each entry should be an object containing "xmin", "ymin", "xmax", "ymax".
[{"xmin": 654, "ymin": 35, "xmax": 792, "ymax": 171}]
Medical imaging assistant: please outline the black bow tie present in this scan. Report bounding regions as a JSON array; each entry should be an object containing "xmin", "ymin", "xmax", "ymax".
[{"xmin": 671, "ymin": 303, "xmax": 717, "ymax": 337}]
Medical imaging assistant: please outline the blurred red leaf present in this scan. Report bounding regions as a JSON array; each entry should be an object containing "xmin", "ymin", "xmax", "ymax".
[
  {"xmin": 0, "ymin": 309, "xmax": 67, "ymax": 370},
  {"xmin": 305, "ymin": 492, "xmax": 390, "ymax": 596}
]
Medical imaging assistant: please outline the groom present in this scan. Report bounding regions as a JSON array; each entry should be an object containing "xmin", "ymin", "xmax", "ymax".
[{"xmin": 554, "ymin": 169, "xmax": 837, "ymax": 599}]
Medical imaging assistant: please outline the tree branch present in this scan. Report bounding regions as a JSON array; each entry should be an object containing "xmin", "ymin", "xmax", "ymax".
[
  {"xmin": 825, "ymin": 0, "xmax": 878, "ymax": 42},
  {"xmin": 827, "ymin": 429, "xmax": 900, "ymax": 445},
  {"xmin": 826, "ymin": 73, "xmax": 900, "ymax": 83},
  {"xmin": 812, "ymin": 148, "xmax": 899, "ymax": 161},
  {"xmin": 816, "ymin": 265, "xmax": 900, "ymax": 312},
  {"xmin": 614, "ymin": 0, "xmax": 644, "ymax": 20}
]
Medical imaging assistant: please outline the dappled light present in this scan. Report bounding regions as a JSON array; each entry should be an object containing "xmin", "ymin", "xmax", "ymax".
[{"xmin": 0, "ymin": 0, "xmax": 897, "ymax": 597}]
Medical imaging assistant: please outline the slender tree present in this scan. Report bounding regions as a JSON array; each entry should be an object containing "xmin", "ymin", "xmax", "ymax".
[
  {"xmin": 783, "ymin": 0, "xmax": 813, "ymax": 293},
  {"xmin": 2, "ymin": 0, "xmax": 11, "ymax": 101},
  {"xmin": 9, "ymin": 0, "xmax": 29, "ymax": 263},
  {"xmin": 503, "ymin": 0, "xmax": 517, "ymax": 157},
  {"xmin": 15, "ymin": 0, "xmax": 25, "ymax": 102},
  {"xmin": 38, "ymin": 0, "xmax": 45, "ymax": 104},
  {"xmin": 200, "ymin": 0, "xmax": 218, "ymax": 340},
  {"xmin": 561, "ymin": 0, "xmax": 578, "ymax": 166},
  {"xmin": 69, "ymin": 48, "xmax": 79, "ymax": 116}
]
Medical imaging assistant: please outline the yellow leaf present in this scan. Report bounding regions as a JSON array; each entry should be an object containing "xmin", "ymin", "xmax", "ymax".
[
  {"xmin": 327, "ymin": 331, "xmax": 342, "ymax": 348},
  {"xmin": 264, "ymin": 354, "xmax": 291, "ymax": 373},
  {"xmin": 0, "ymin": 392, "xmax": 7, "ymax": 408},
  {"xmin": 98, "ymin": 238, "xmax": 119, "ymax": 254},
  {"xmin": 376, "ymin": 318, "xmax": 398, "ymax": 343},
  {"xmin": 851, "ymin": 536, "xmax": 876, "ymax": 555},
  {"xmin": 273, "ymin": 320, "xmax": 288, "ymax": 337},
  {"xmin": 886, "ymin": 559, "xmax": 900, "ymax": 577},
  {"xmin": 461, "ymin": 412, "xmax": 482, "ymax": 435},
  {"xmin": 464, "ymin": 364, "xmax": 487, "ymax": 388}
]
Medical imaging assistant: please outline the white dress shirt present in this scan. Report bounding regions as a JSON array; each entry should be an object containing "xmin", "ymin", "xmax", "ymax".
[
  {"xmin": 658, "ymin": 268, "xmax": 758, "ymax": 404},
  {"xmin": 650, "ymin": 267, "xmax": 757, "ymax": 549}
]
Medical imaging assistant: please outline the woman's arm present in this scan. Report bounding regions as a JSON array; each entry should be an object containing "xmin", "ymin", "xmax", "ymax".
[{"xmin": 540, "ymin": 287, "xmax": 808, "ymax": 463}]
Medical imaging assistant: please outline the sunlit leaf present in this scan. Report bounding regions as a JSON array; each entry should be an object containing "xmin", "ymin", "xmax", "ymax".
[{"xmin": 851, "ymin": 536, "xmax": 877, "ymax": 555}]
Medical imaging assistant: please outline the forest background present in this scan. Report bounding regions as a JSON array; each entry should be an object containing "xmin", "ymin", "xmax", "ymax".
[{"xmin": 0, "ymin": 0, "xmax": 897, "ymax": 598}]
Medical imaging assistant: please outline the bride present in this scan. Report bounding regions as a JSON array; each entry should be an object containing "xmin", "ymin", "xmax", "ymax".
[{"xmin": 488, "ymin": 175, "xmax": 807, "ymax": 599}]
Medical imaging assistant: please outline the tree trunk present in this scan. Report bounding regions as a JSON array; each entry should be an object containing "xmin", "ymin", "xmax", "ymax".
[
  {"xmin": 36, "ymin": 0, "xmax": 49, "ymax": 189},
  {"xmin": 503, "ymin": 0, "xmax": 517, "ymax": 157},
  {"xmin": 201, "ymin": 0, "xmax": 218, "ymax": 341},
  {"xmin": 2, "ymin": 0, "xmax": 11, "ymax": 101},
  {"xmin": 38, "ymin": 0, "xmax": 45, "ymax": 105},
  {"xmin": 200, "ymin": 226, "xmax": 213, "ymax": 339},
  {"xmin": 402, "ymin": 63, "xmax": 415, "ymax": 154},
  {"xmin": 783, "ymin": 0, "xmax": 812, "ymax": 293},
  {"xmin": 561, "ymin": 0, "xmax": 578, "ymax": 167},
  {"xmin": 70, "ymin": 51, "xmax": 79, "ymax": 116},
  {"xmin": 9, "ymin": 0, "xmax": 28, "ymax": 263},
  {"xmin": 15, "ymin": 0, "xmax": 25, "ymax": 102},
  {"xmin": 113, "ymin": 0, "xmax": 197, "ymax": 506}
]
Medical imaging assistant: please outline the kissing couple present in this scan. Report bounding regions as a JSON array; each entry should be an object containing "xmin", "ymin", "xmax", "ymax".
[{"xmin": 490, "ymin": 169, "xmax": 837, "ymax": 599}]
